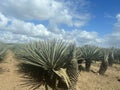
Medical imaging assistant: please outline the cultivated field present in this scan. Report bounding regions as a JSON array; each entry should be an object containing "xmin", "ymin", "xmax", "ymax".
[{"xmin": 0, "ymin": 51, "xmax": 119, "ymax": 90}]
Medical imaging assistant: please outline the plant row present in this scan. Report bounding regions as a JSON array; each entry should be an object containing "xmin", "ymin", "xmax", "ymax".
[{"xmin": 0, "ymin": 40, "xmax": 120, "ymax": 90}]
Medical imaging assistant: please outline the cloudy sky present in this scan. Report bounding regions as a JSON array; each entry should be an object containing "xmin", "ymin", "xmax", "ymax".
[{"xmin": 0, "ymin": 0, "xmax": 120, "ymax": 47}]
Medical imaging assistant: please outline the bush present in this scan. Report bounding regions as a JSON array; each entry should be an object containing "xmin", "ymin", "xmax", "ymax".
[{"xmin": 17, "ymin": 40, "xmax": 78, "ymax": 90}]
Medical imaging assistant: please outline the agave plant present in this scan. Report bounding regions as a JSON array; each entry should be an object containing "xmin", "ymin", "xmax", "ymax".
[
  {"xmin": 17, "ymin": 40, "xmax": 78, "ymax": 90},
  {"xmin": 98, "ymin": 48, "xmax": 109, "ymax": 75},
  {"xmin": 76, "ymin": 47, "xmax": 83, "ymax": 63},
  {"xmin": 80, "ymin": 45, "xmax": 100, "ymax": 72},
  {"xmin": 75, "ymin": 47, "xmax": 84, "ymax": 71},
  {"xmin": 114, "ymin": 48, "xmax": 120, "ymax": 64},
  {"xmin": 66, "ymin": 44, "xmax": 79, "ymax": 90},
  {"xmin": 108, "ymin": 47, "xmax": 115, "ymax": 66}
]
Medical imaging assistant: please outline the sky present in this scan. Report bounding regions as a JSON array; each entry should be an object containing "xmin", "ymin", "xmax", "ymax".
[{"xmin": 0, "ymin": 0, "xmax": 120, "ymax": 47}]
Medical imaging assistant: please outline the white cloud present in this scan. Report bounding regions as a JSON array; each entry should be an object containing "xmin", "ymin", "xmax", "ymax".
[
  {"xmin": 61, "ymin": 29, "xmax": 103, "ymax": 46},
  {"xmin": 0, "ymin": 13, "xmax": 8, "ymax": 28},
  {"xmin": 114, "ymin": 14, "xmax": 120, "ymax": 30},
  {"xmin": 0, "ymin": 0, "xmax": 90, "ymax": 27},
  {"xmin": 0, "ymin": 0, "xmax": 73, "ymax": 25},
  {"xmin": 0, "ymin": 13, "xmax": 51, "ymax": 37},
  {"xmin": 7, "ymin": 19, "xmax": 50, "ymax": 37},
  {"xmin": 116, "ymin": 14, "xmax": 120, "ymax": 21},
  {"xmin": 0, "ymin": 31, "xmax": 40, "ymax": 43},
  {"xmin": 73, "ymin": 13, "xmax": 91, "ymax": 27},
  {"xmin": 104, "ymin": 13, "xmax": 120, "ymax": 47},
  {"xmin": 0, "ymin": 12, "xmax": 102, "ymax": 46},
  {"xmin": 0, "ymin": 0, "xmax": 102, "ymax": 46}
]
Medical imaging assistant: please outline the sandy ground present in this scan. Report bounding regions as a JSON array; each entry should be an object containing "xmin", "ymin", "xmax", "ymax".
[
  {"xmin": 0, "ymin": 51, "xmax": 120, "ymax": 90},
  {"xmin": 0, "ymin": 51, "xmax": 25, "ymax": 90},
  {"xmin": 0, "ymin": 51, "xmax": 42, "ymax": 90}
]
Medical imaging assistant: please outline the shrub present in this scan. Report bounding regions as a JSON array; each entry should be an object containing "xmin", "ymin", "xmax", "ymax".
[{"xmin": 17, "ymin": 40, "xmax": 78, "ymax": 90}]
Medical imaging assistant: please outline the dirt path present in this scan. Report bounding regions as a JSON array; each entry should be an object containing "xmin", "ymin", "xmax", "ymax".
[
  {"xmin": 0, "ymin": 50, "xmax": 44, "ymax": 90},
  {"xmin": 0, "ymin": 50, "xmax": 23, "ymax": 90}
]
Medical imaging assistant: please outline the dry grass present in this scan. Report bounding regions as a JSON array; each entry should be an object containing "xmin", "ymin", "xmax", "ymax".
[
  {"xmin": 77, "ymin": 63, "xmax": 120, "ymax": 90},
  {"xmin": 0, "ymin": 51, "xmax": 120, "ymax": 90}
]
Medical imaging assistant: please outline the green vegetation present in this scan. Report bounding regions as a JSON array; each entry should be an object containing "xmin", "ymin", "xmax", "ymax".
[
  {"xmin": 16, "ymin": 40, "xmax": 78, "ymax": 90},
  {"xmin": 9, "ymin": 40, "xmax": 120, "ymax": 89},
  {"xmin": 0, "ymin": 42, "xmax": 7, "ymax": 62},
  {"xmin": 113, "ymin": 48, "xmax": 120, "ymax": 64},
  {"xmin": 0, "ymin": 40, "xmax": 120, "ymax": 89},
  {"xmin": 98, "ymin": 48, "xmax": 109, "ymax": 75},
  {"xmin": 79, "ymin": 45, "xmax": 100, "ymax": 72}
]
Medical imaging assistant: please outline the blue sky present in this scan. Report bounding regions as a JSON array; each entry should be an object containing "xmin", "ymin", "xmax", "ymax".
[
  {"xmin": 86, "ymin": 0, "xmax": 120, "ymax": 35},
  {"xmin": 0, "ymin": 0, "xmax": 120, "ymax": 47}
]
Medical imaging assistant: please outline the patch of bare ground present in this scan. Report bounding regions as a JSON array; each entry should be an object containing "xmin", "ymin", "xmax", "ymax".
[
  {"xmin": 0, "ymin": 50, "xmax": 24, "ymax": 90},
  {"xmin": 0, "ymin": 51, "xmax": 120, "ymax": 90},
  {"xmin": 77, "ymin": 63, "xmax": 120, "ymax": 90},
  {"xmin": 0, "ymin": 50, "xmax": 44, "ymax": 90}
]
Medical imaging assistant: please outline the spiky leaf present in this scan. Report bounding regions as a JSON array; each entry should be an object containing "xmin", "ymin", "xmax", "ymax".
[{"xmin": 17, "ymin": 40, "xmax": 75, "ymax": 89}]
